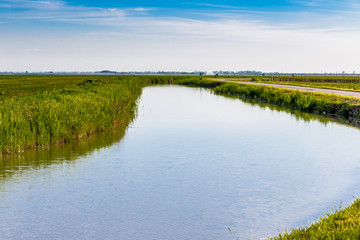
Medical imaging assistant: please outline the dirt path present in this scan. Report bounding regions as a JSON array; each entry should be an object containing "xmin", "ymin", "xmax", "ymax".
[{"xmin": 208, "ymin": 78, "xmax": 360, "ymax": 98}]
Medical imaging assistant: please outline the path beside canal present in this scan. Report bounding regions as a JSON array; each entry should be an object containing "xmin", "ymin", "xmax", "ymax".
[{"xmin": 208, "ymin": 78, "xmax": 360, "ymax": 98}]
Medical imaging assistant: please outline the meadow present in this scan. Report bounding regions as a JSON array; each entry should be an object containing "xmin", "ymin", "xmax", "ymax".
[{"xmin": 205, "ymin": 74, "xmax": 360, "ymax": 92}]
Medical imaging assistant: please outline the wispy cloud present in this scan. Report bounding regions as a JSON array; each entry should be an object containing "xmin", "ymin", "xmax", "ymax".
[
  {"xmin": 196, "ymin": 3, "xmax": 241, "ymax": 9},
  {"xmin": 1, "ymin": 0, "xmax": 359, "ymax": 33},
  {"xmin": 291, "ymin": 0, "xmax": 330, "ymax": 7},
  {"xmin": 0, "ymin": 0, "xmax": 66, "ymax": 10},
  {"xmin": 0, "ymin": 0, "xmax": 152, "ymax": 22},
  {"xmin": 288, "ymin": 0, "xmax": 360, "ymax": 10},
  {"xmin": 2, "ymin": 0, "xmax": 360, "ymax": 72}
]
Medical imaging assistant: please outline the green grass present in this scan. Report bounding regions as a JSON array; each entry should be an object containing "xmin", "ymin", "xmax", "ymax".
[
  {"xmin": 269, "ymin": 199, "xmax": 360, "ymax": 240},
  {"xmin": 254, "ymin": 79, "xmax": 360, "ymax": 92},
  {"xmin": 0, "ymin": 75, "xmax": 88, "ymax": 99},
  {"xmin": 203, "ymin": 74, "xmax": 360, "ymax": 92},
  {"xmin": 0, "ymin": 76, "xmax": 139, "ymax": 153},
  {"xmin": 175, "ymin": 78, "xmax": 360, "ymax": 120},
  {"xmin": 263, "ymin": 74, "xmax": 360, "ymax": 83}
]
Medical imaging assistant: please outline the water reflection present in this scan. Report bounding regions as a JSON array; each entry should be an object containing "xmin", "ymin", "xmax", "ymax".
[
  {"xmin": 0, "ymin": 126, "xmax": 127, "ymax": 184},
  {"xmin": 213, "ymin": 90, "xmax": 359, "ymax": 128}
]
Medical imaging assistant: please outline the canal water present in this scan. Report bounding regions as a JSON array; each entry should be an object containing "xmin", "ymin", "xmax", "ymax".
[{"xmin": 1, "ymin": 85, "xmax": 360, "ymax": 239}]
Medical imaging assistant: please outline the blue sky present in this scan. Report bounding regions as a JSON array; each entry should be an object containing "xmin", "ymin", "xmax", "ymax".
[{"xmin": 1, "ymin": 0, "xmax": 360, "ymax": 72}]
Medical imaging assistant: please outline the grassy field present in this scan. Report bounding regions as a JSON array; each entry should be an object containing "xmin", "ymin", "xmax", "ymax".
[
  {"xmin": 205, "ymin": 74, "xmax": 360, "ymax": 83},
  {"xmin": 262, "ymin": 74, "xmax": 360, "ymax": 83},
  {"xmin": 254, "ymin": 79, "xmax": 360, "ymax": 92},
  {"xmin": 204, "ymin": 74, "xmax": 360, "ymax": 92},
  {"xmin": 0, "ymin": 75, "xmax": 87, "ymax": 99}
]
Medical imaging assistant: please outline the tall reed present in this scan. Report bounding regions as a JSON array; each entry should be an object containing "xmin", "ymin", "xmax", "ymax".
[{"xmin": 0, "ymin": 76, "xmax": 149, "ymax": 153}]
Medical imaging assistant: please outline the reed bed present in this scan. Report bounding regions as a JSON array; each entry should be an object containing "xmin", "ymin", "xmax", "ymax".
[{"xmin": 0, "ymin": 76, "xmax": 151, "ymax": 154}]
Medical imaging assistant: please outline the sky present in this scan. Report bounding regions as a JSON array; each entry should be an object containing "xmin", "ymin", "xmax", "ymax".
[{"xmin": 1, "ymin": 0, "xmax": 360, "ymax": 73}]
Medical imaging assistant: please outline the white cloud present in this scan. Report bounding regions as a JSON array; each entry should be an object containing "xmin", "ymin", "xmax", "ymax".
[
  {"xmin": 288, "ymin": 0, "xmax": 360, "ymax": 10},
  {"xmin": 196, "ymin": 3, "xmax": 240, "ymax": 9},
  {"xmin": 2, "ymin": 15, "xmax": 360, "ymax": 73},
  {"xmin": 29, "ymin": 0, "xmax": 65, "ymax": 10},
  {"xmin": 1, "ymin": 0, "xmax": 360, "ymax": 72},
  {"xmin": 129, "ymin": 7, "xmax": 152, "ymax": 12},
  {"xmin": 0, "ymin": 0, "xmax": 66, "ymax": 10},
  {"xmin": 2, "ymin": 0, "xmax": 360, "ymax": 32}
]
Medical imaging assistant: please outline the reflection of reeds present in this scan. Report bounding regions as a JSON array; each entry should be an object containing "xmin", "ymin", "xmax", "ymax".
[
  {"xmin": 175, "ymin": 78, "xmax": 360, "ymax": 123},
  {"xmin": 214, "ymin": 83, "xmax": 360, "ymax": 118},
  {"xmin": 0, "ymin": 124, "xmax": 128, "ymax": 184}
]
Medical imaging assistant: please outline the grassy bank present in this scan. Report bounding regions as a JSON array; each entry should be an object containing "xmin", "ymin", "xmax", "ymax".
[
  {"xmin": 175, "ymin": 78, "xmax": 360, "ymax": 121},
  {"xmin": 203, "ymin": 74, "xmax": 360, "ymax": 92},
  {"xmin": 0, "ymin": 76, "xmax": 139, "ymax": 153},
  {"xmin": 0, "ymin": 76, "xmax": 160, "ymax": 154},
  {"xmin": 269, "ymin": 199, "xmax": 360, "ymax": 240},
  {"xmin": 204, "ymin": 75, "xmax": 360, "ymax": 92}
]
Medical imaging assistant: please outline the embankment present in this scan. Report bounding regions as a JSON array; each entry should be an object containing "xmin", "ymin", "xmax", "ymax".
[{"xmin": 175, "ymin": 78, "xmax": 360, "ymax": 121}]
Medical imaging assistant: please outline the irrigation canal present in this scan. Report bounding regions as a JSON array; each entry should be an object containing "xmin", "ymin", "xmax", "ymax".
[{"xmin": 1, "ymin": 85, "xmax": 360, "ymax": 239}]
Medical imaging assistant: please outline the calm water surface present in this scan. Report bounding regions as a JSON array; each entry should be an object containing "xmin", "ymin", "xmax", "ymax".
[{"xmin": 1, "ymin": 85, "xmax": 360, "ymax": 239}]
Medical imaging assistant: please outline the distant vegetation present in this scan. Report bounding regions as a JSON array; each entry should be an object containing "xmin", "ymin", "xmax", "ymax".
[
  {"xmin": 263, "ymin": 74, "xmax": 360, "ymax": 83},
  {"xmin": 251, "ymin": 75, "xmax": 360, "ymax": 92},
  {"xmin": 208, "ymin": 74, "xmax": 360, "ymax": 92}
]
